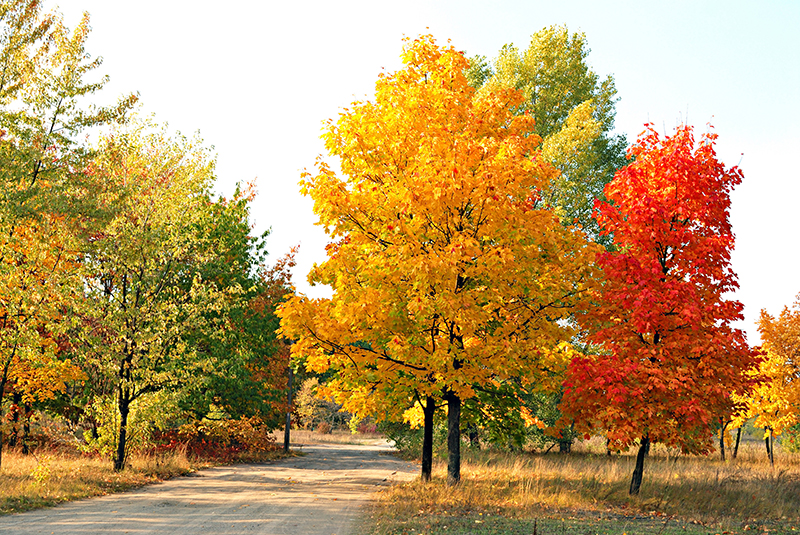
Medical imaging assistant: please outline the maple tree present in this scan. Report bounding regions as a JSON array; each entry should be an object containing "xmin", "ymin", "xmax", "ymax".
[
  {"xmin": 278, "ymin": 35, "xmax": 599, "ymax": 484},
  {"xmin": 732, "ymin": 294, "xmax": 800, "ymax": 464},
  {"xmin": 560, "ymin": 124, "xmax": 758, "ymax": 494}
]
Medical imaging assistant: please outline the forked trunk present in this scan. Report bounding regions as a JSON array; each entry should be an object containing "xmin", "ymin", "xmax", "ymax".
[
  {"xmin": 421, "ymin": 396, "xmax": 435, "ymax": 482},
  {"xmin": 445, "ymin": 390, "xmax": 461, "ymax": 486},
  {"xmin": 629, "ymin": 435, "xmax": 650, "ymax": 495}
]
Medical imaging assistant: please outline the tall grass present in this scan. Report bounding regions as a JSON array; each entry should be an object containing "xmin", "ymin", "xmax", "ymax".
[
  {"xmin": 364, "ymin": 438, "xmax": 800, "ymax": 534},
  {"xmin": 0, "ymin": 450, "xmax": 192, "ymax": 514}
]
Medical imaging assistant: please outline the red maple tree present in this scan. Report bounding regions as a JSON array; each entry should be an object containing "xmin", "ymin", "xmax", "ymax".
[{"xmin": 560, "ymin": 124, "xmax": 759, "ymax": 494}]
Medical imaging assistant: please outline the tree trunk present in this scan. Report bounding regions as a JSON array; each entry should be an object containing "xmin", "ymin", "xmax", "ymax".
[
  {"xmin": 21, "ymin": 401, "xmax": 31, "ymax": 454},
  {"xmin": 445, "ymin": 390, "xmax": 461, "ymax": 486},
  {"xmin": 732, "ymin": 427, "xmax": 742, "ymax": 460},
  {"xmin": 467, "ymin": 424, "xmax": 479, "ymax": 448},
  {"xmin": 629, "ymin": 435, "xmax": 650, "ymax": 495},
  {"xmin": 421, "ymin": 395, "xmax": 435, "ymax": 482},
  {"xmin": 768, "ymin": 428, "xmax": 774, "ymax": 467},
  {"xmin": 284, "ymin": 366, "xmax": 293, "ymax": 453},
  {"xmin": 114, "ymin": 390, "xmax": 131, "ymax": 472},
  {"xmin": 559, "ymin": 439, "xmax": 572, "ymax": 453},
  {"xmin": 8, "ymin": 392, "xmax": 22, "ymax": 447},
  {"xmin": 0, "ymin": 362, "xmax": 10, "ymax": 469},
  {"xmin": 719, "ymin": 417, "xmax": 727, "ymax": 461},
  {"xmin": 765, "ymin": 427, "xmax": 771, "ymax": 460}
]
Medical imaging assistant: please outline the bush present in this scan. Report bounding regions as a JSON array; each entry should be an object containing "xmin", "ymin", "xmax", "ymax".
[
  {"xmin": 147, "ymin": 416, "xmax": 278, "ymax": 461},
  {"xmin": 782, "ymin": 423, "xmax": 800, "ymax": 453},
  {"xmin": 294, "ymin": 377, "xmax": 352, "ymax": 430},
  {"xmin": 315, "ymin": 421, "xmax": 332, "ymax": 434}
]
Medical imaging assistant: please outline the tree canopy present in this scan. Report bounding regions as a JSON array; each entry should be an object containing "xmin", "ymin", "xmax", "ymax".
[
  {"xmin": 560, "ymin": 124, "xmax": 758, "ymax": 494},
  {"xmin": 278, "ymin": 35, "xmax": 599, "ymax": 484}
]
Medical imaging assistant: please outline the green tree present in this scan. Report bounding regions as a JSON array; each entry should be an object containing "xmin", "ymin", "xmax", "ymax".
[
  {"xmin": 175, "ymin": 187, "xmax": 290, "ymax": 427},
  {"xmin": 73, "ymin": 122, "xmax": 229, "ymax": 471},
  {"xmin": 462, "ymin": 27, "xmax": 628, "ymax": 450},
  {"xmin": 475, "ymin": 25, "xmax": 628, "ymax": 246}
]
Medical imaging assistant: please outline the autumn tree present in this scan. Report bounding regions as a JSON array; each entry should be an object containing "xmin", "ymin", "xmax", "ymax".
[
  {"xmin": 0, "ymin": 0, "xmax": 134, "ymax": 466},
  {"xmin": 560, "ymin": 124, "xmax": 758, "ymax": 495},
  {"xmin": 732, "ymin": 294, "xmax": 800, "ymax": 464},
  {"xmin": 278, "ymin": 35, "xmax": 598, "ymax": 484},
  {"xmin": 473, "ymin": 25, "xmax": 628, "ymax": 246}
]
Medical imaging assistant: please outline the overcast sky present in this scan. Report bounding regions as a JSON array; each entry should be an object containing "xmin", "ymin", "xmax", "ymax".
[{"xmin": 52, "ymin": 0, "xmax": 800, "ymax": 344}]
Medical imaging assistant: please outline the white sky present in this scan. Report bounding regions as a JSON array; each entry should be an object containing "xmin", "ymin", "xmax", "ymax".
[{"xmin": 52, "ymin": 0, "xmax": 800, "ymax": 344}]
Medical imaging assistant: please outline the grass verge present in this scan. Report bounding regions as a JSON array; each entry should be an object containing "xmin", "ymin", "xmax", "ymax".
[
  {"xmin": 361, "ymin": 440, "xmax": 800, "ymax": 535},
  {"xmin": 0, "ymin": 447, "xmax": 291, "ymax": 516}
]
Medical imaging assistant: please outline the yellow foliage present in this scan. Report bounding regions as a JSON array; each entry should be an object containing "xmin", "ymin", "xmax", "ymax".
[
  {"xmin": 732, "ymin": 295, "xmax": 800, "ymax": 435},
  {"xmin": 279, "ymin": 35, "xmax": 599, "ymax": 422}
]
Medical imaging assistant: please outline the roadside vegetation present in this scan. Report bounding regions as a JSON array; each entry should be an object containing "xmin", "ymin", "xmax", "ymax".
[
  {"xmin": 363, "ymin": 438, "xmax": 800, "ymax": 535},
  {"xmin": 0, "ymin": 415, "xmax": 293, "ymax": 515}
]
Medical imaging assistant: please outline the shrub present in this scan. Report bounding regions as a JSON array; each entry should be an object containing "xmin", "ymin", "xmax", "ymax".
[{"xmin": 315, "ymin": 421, "xmax": 332, "ymax": 434}]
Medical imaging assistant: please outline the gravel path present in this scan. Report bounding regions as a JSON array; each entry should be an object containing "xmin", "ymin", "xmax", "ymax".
[{"xmin": 0, "ymin": 441, "xmax": 418, "ymax": 535}]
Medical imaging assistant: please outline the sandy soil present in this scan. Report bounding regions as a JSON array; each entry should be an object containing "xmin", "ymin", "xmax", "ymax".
[{"xmin": 0, "ymin": 440, "xmax": 418, "ymax": 535}]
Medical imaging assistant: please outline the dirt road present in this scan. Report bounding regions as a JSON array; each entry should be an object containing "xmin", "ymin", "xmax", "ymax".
[{"xmin": 0, "ymin": 441, "xmax": 418, "ymax": 535}]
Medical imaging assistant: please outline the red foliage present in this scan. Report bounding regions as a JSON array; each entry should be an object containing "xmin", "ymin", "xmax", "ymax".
[
  {"xmin": 561, "ymin": 124, "xmax": 759, "ymax": 454},
  {"xmin": 148, "ymin": 417, "xmax": 278, "ymax": 462}
]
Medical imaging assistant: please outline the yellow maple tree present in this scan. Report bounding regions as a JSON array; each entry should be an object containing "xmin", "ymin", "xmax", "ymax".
[
  {"xmin": 732, "ymin": 295, "xmax": 800, "ymax": 462},
  {"xmin": 278, "ymin": 35, "xmax": 599, "ymax": 484}
]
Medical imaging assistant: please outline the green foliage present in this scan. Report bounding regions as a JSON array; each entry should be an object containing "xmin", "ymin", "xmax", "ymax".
[
  {"xmin": 0, "ymin": 2, "xmax": 289, "ymax": 471},
  {"xmin": 378, "ymin": 418, "xmax": 448, "ymax": 458},
  {"xmin": 783, "ymin": 423, "xmax": 800, "ymax": 454},
  {"xmin": 80, "ymin": 391, "xmax": 180, "ymax": 461},
  {"xmin": 478, "ymin": 25, "xmax": 628, "ymax": 247},
  {"xmin": 0, "ymin": 0, "xmax": 135, "ymax": 468}
]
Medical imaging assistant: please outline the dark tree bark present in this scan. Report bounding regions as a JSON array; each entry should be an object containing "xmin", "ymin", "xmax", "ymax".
[
  {"xmin": 8, "ymin": 392, "xmax": 21, "ymax": 448},
  {"xmin": 467, "ymin": 424, "xmax": 479, "ymax": 448},
  {"xmin": 732, "ymin": 427, "xmax": 742, "ymax": 460},
  {"xmin": 445, "ymin": 389, "xmax": 461, "ymax": 486},
  {"xmin": 21, "ymin": 401, "xmax": 31, "ymax": 454},
  {"xmin": 767, "ymin": 428, "xmax": 775, "ymax": 467},
  {"xmin": 629, "ymin": 435, "xmax": 650, "ymax": 495},
  {"xmin": 114, "ymin": 389, "xmax": 131, "ymax": 472},
  {"xmin": 284, "ymin": 366, "xmax": 293, "ymax": 453},
  {"xmin": 719, "ymin": 417, "xmax": 727, "ymax": 461},
  {"xmin": 0, "ymin": 360, "xmax": 10, "ymax": 469},
  {"xmin": 421, "ymin": 395, "xmax": 435, "ymax": 482},
  {"xmin": 765, "ymin": 427, "xmax": 771, "ymax": 460}
]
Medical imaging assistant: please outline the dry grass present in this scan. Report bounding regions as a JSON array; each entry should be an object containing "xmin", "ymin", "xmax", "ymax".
[
  {"xmin": 363, "ymin": 439, "xmax": 800, "ymax": 535},
  {"xmin": 0, "ymin": 450, "xmax": 191, "ymax": 515},
  {"xmin": 275, "ymin": 428, "xmax": 388, "ymax": 446},
  {"xmin": 0, "ymin": 446, "xmax": 292, "ymax": 516}
]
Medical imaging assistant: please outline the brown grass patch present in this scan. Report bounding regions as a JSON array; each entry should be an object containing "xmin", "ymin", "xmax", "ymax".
[
  {"xmin": 363, "ymin": 439, "xmax": 800, "ymax": 534},
  {"xmin": 0, "ymin": 446, "xmax": 292, "ymax": 516}
]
